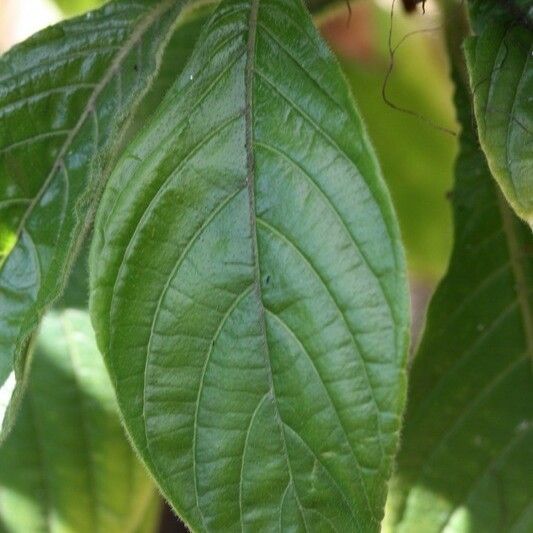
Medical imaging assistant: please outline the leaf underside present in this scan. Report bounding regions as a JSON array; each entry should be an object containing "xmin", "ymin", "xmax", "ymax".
[
  {"xmin": 0, "ymin": 309, "xmax": 157, "ymax": 533},
  {"xmin": 464, "ymin": 0, "xmax": 533, "ymax": 226},
  {"xmin": 0, "ymin": 0, "xmax": 188, "ymax": 438},
  {"xmin": 90, "ymin": 0, "xmax": 409, "ymax": 531},
  {"xmin": 387, "ymin": 41, "xmax": 533, "ymax": 533}
]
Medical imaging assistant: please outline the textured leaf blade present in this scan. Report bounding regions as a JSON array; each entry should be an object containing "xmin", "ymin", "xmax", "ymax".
[
  {"xmin": 464, "ymin": 0, "xmax": 533, "ymax": 226},
  {"xmin": 90, "ymin": 0, "xmax": 409, "ymax": 530},
  {"xmin": 0, "ymin": 0, "xmax": 189, "ymax": 438},
  {"xmin": 0, "ymin": 309, "xmax": 159, "ymax": 533},
  {"xmin": 122, "ymin": 2, "xmax": 214, "ymax": 150},
  {"xmin": 387, "ymin": 18, "xmax": 533, "ymax": 533}
]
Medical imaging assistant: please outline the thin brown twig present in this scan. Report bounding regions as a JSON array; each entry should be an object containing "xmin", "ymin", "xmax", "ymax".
[{"xmin": 382, "ymin": 0, "xmax": 458, "ymax": 136}]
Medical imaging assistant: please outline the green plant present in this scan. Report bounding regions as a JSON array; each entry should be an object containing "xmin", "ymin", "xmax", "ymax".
[{"xmin": 0, "ymin": 0, "xmax": 531, "ymax": 531}]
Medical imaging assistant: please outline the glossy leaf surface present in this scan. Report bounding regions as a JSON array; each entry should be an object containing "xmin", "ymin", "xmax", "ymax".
[
  {"xmin": 91, "ymin": 0, "xmax": 409, "ymax": 530},
  {"xmin": 0, "ymin": 309, "xmax": 159, "ymax": 533},
  {"xmin": 386, "ymin": 34, "xmax": 533, "ymax": 533},
  {"xmin": 0, "ymin": 0, "xmax": 188, "ymax": 438},
  {"xmin": 123, "ymin": 3, "xmax": 213, "ymax": 150},
  {"xmin": 464, "ymin": 0, "xmax": 533, "ymax": 226}
]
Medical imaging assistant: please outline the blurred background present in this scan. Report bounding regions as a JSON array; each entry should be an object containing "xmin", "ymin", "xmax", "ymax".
[{"xmin": 0, "ymin": 0, "xmax": 458, "ymax": 530}]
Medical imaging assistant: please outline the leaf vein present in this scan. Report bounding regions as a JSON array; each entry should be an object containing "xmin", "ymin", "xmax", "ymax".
[
  {"xmin": 439, "ymin": 421, "xmax": 532, "ymax": 532},
  {"xmin": 244, "ymin": 2, "xmax": 309, "ymax": 531},
  {"xmin": 265, "ymin": 308, "xmax": 370, "ymax": 522},
  {"xmin": 504, "ymin": 42, "xmax": 531, "ymax": 192},
  {"xmin": 0, "ymin": 130, "xmax": 70, "ymax": 156},
  {"xmin": 257, "ymin": 216, "xmax": 387, "ymax": 463},
  {"xmin": 256, "ymin": 22, "xmax": 344, "ymax": 111},
  {"xmin": 409, "ymin": 296, "xmax": 524, "ymax": 428},
  {"xmin": 415, "ymin": 353, "xmax": 528, "ymax": 484},
  {"xmin": 253, "ymin": 70, "xmax": 398, "ymax": 321},
  {"xmin": 192, "ymin": 285, "xmax": 254, "ymax": 529},
  {"xmin": 255, "ymin": 140, "xmax": 394, "ymax": 327},
  {"xmin": 0, "ymin": 83, "xmax": 97, "ymax": 118},
  {"xmin": 239, "ymin": 392, "xmax": 269, "ymax": 531}
]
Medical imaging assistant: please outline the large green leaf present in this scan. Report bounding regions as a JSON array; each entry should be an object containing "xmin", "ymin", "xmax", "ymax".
[
  {"xmin": 386, "ymin": 10, "xmax": 533, "ymax": 532},
  {"xmin": 0, "ymin": 309, "xmax": 159, "ymax": 533},
  {"xmin": 0, "ymin": 0, "xmax": 197, "ymax": 439},
  {"xmin": 90, "ymin": 0, "xmax": 409, "ymax": 530},
  {"xmin": 464, "ymin": 0, "xmax": 533, "ymax": 226}
]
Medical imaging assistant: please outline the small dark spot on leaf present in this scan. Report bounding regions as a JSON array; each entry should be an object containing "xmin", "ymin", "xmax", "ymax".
[
  {"xmin": 133, "ymin": 64, "xmax": 138, "ymax": 72},
  {"xmin": 265, "ymin": 275, "xmax": 271, "ymax": 285}
]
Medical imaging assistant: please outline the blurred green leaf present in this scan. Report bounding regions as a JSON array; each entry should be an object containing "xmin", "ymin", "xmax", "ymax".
[
  {"xmin": 335, "ymin": 1, "xmax": 456, "ymax": 279},
  {"xmin": 386, "ymin": 6, "xmax": 533, "ymax": 530},
  {"xmin": 0, "ymin": 309, "xmax": 159, "ymax": 533},
  {"xmin": 51, "ymin": 0, "xmax": 341, "ymax": 18},
  {"xmin": 50, "ymin": 0, "xmax": 106, "ymax": 17},
  {"xmin": 464, "ymin": 0, "xmax": 533, "ymax": 228},
  {"xmin": 134, "ymin": 494, "xmax": 163, "ymax": 533}
]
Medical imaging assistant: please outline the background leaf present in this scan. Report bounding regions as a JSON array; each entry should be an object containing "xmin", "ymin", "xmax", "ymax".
[
  {"xmin": 50, "ymin": 0, "xmax": 107, "ymax": 17},
  {"xmin": 386, "ymin": 4, "xmax": 533, "ymax": 531},
  {"xmin": 464, "ymin": 0, "xmax": 533, "ymax": 226},
  {"xmin": 90, "ymin": 0, "xmax": 409, "ymax": 530},
  {"xmin": 0, "ymin": 309, "xmax": 160, "ymax": 533},
  {"xmin": 49, "ymin": 0, "xmax": 341, "ymax": 18},
  {"xmin": 0, "ymin": 0, "xmax": 190, "ymax": 439}
]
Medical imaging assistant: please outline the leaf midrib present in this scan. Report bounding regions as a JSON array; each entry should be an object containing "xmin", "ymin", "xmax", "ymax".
[
  {"xmin": 241, "ymin": 0, "xmax": 378, "ymax": 529},
  {"xmin": 243, "ymin": 0, "xmax": 311, "ymax": 530},
  {"xmin": 0, "ymin": 0, "xmax": 176, "ymax": 278}
]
